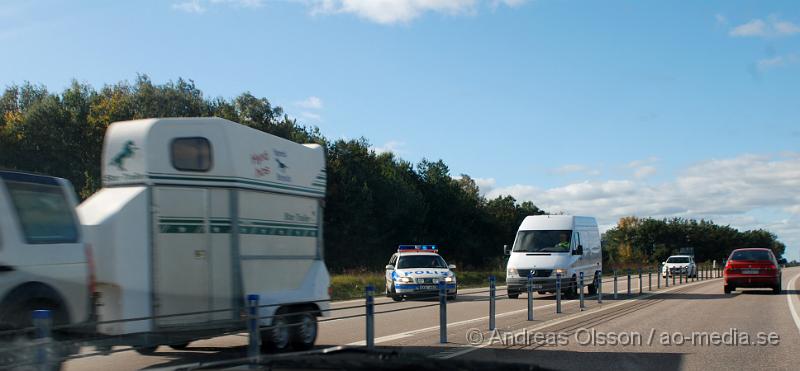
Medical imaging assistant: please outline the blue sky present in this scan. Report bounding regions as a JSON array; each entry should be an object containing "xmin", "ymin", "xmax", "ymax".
[{"xmin": 2, "ymin": 0, "xmax": 799, "ymax": 260}]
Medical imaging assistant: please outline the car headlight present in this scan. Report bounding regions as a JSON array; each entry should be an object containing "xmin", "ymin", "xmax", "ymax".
[
  {"xmin": 554, "ymin": 268, "xmax": 567, "ymax": 276},
  {"xmin": 507, "ymin": 268, "xmax": 518, "ymax": 277},
  {"xmin": 445, "ymin": 276, "xmax": 454, "ymax": 283},
  {"xmin": 397, "ymin": 277, "xmax": 413, "ymax": 283}
]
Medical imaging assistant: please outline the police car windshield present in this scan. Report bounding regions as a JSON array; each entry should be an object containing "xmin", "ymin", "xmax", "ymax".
[
  {"xmin": 666, "ymin": 257, "xmax": 690, "ymax": 263},
  {"xmin": 397, "ymin": 255, "xmax": 448, "ymax": 269},
  {"xmin": 512, "ymin": 230, "xmax": 572, "ymax": 253}
]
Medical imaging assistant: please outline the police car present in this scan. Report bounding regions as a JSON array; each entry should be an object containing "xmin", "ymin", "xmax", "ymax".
[{"xmin": 384, "ymin": 245, "xmax": 457, "ymax": 301}]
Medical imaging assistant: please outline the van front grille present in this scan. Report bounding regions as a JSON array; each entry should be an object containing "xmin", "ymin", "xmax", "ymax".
[{"xmin": 517, "ymin": 269, "xmax": 553, "ymax": 278}]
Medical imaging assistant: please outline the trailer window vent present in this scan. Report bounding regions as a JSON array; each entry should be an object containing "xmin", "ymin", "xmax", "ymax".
[{"xmin": 171, "ymin": 137, "xmax": 213, "ymax": 172}]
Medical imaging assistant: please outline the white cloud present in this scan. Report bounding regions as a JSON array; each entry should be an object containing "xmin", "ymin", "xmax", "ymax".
[
  {"xmin": 730, "ymin": 17, "xmax": 800, "ymax": 38},
  {"xmin": 309, "ymin": 0, "xmax": 525, "ymax": 25},
  {"xmin": 300, "ymin": 111, "xmax": 322, "ymax": 121},
  {"xmin": 473, "ymin": 177, "xmax": 496, "ymax": 195},
  {"xmin": 210, "ymin": 0, "xmax": 265, "ymax": 8},
  {"xmin": 172, "ymin": 0, "xmax": 263, "ymax": 14},
  {"xmin": 371, "ymin": 140, "xmax": 406, "ymax": 154},
  {"xmin": 486, "ymin": 153, "xmax": 800, "ymax": 259},
  {"xmin": 296, "ymin": 96, "xmax": 324, "ymax": 110},
  {"xmin": 172, "ymin": 0, "xmax": 206, "ymax": 14},
  {"xmin": 715, "ymin": 13, "xmax": 727, "ymax": 26},
  {"xmin": 550, "ymin": 164, "xmax": 602, "ymax": 177},
  {"xmin": 757, "ymin": 54, "xmax": 799, "ymax": 71},
  {"xmin": 633, "ymin": 165, "xmax": 656, "ymax": 179}
]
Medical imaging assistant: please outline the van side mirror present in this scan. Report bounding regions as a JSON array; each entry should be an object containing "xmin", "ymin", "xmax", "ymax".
[
  {"xmin": 503, "ymin": 245, "xmax": 510, "ymax": 256},
  {"xmin": 573, "ymin": 245, "xmax": 583, "ymax": 255},
  {"xmin": 448, "ymin": 264, "xmax": 456, "ymax": 270},
  {"xmin": 385, "ymin": 264, "xmax": 394, "ymax": 270}
]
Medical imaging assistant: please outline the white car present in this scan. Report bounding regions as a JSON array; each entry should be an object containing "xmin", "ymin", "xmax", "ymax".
[
  {"xmin": 0, "ymin": 171, "xmax": 94, "ymax": 364},
  {"xmin": 662, "ymin": 255, "xmax": 697, "ymax": 278},
  {"xmin": 385, "ymin": 245, "xmax": 457, "ymax": 301}
]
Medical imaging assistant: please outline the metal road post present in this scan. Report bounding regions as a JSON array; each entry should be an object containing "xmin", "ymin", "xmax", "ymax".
[
  {"xmin": 439, "ymin": 280, "xmax": 447, "ymax": 343},
  {"xmin": 613, "ymin": 270, "xmax": 618, "ymax": 299},
  {"xmin": 657, "ymin": 265, "xmax": 661, "ymax": 289},
  {"xmin": 648, "ymin": 268, "xmax": 652, "ymax": 291},
  {"xmin": 597, "ymin": 272, "xmax": 603, "ymax": 303},
  {"xmin": 672, "ymin": 269, "xmax": 676, "ymax": 286},
  {"xmin": 366, "ymin": 285, "xmax": 375, "ymax": 349},
  {"xmin": 627, "ymin": 270, "xmax": 631, "ymax": 296},
  {"xmin": 489, "ymin": 276, "xmax": 496, "ymax": 330},
  {"xmin": 579, "ymin": 272, "xmax": 585, "ymax": 311},
  {"xmin": 679, "ymin": 269, "xmax": 683, "ymax": 284},
  {"xmin": 638, "ymin": 268, "xmax": 643, "ymax": 295},
  {"xmin": 527, "ymin": 271, "xmax": 534, "ymax": 321},
  {"xmin": 33, "ymin": 309, "xmax": 52, "ymax": 371},
  {"xmin": 246, "ymin": 294, "xmax": 260, "ymax": 364},
  {"xmin": 556, "ymin": 273, "xmax": 562, "ymax": 313}
]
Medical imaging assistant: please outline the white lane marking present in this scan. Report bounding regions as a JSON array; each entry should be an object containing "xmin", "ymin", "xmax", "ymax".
[
  {"xmin": 786, "ymin": 272, "xmax": 800, "ymax": 336},
  {"xmin": 434, "ymin": 278, "xmax": 716, "ymax": 359}
]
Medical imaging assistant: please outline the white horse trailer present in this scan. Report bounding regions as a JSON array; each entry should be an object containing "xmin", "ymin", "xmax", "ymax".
[{"xmin": 77, "ymin": 117, "xmax": 329, "ymax": 352}]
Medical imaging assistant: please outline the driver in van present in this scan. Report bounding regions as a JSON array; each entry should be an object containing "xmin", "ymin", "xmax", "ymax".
[{"xmin": 556, "ymin": 233, "xmax": 570, "ymax": 249}]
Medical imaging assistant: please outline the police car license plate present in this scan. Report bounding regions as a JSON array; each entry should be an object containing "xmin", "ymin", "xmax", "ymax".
[
  {"xmin": 419, "ymin": 285, "xmax": 438, "ymax": 290},
  {"xmin": 742, "ymin": 269, "xmax": 759, "ymax": 275}
]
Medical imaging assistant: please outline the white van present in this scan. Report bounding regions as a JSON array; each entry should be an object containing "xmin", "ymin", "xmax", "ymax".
[
  {"xmin": 0, "ymin": 171, "xmax": 93, "ymax": 359},
  {"xmin": 504, "ymin": 215, "xmax": 602, "ymax": 298},
  {"xmin": 78, "ymin": 117, "xmax": 330, "ymax": 353}
]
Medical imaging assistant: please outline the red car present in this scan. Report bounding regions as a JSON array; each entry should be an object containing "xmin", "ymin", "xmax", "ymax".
[{"xmin": 723, "ymin": 248, "xmax": 782, "ymax": 294}]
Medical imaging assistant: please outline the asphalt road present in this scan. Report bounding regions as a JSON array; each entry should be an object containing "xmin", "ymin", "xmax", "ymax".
[{"xmin": 62, "ymin": 267, "xmax": 800, "ymax": 370}]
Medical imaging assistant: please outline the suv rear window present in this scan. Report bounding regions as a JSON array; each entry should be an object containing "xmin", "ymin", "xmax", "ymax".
[
  {"xmin": 5, "ymin": 180, "xmax": 79, "ymax": 244},
  {"xmin": 730, "ymin": 250, "xmax": 772, "ymax": 261}
]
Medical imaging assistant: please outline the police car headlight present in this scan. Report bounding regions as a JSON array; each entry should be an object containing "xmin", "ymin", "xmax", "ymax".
[
  {"xmin": 445, "ymin": 276, "xmax": 454, "ymax": 283},
  {"xmin": 397, "ymin": 277, "xmax": 413, "ymax": 283},
  {"xmin": 507, "ymin": 268, "xmax": 518, "ymax": 277}
]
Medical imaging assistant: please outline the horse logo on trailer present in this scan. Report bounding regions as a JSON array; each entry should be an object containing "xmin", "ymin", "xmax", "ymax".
[{"xmin": 110, "ymin": 140, "xmax": 139, "ymax": 171}]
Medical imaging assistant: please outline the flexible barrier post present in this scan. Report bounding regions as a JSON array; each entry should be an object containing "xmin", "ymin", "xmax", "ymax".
[
  {"xmin": 579, "ymin": 271, "xmax": 585, "ymax": 311},
  {"xmin": 556, "ymin": 273, "xmax": 562, "ymax": 313},
  {"xmin": 33, "ymin": 309, "xmax": 52, "ymax": 371},
  {"xmin": 597, "ymin": 272, "xmax": 603, "ymax": 303},
  {"xmin": 613, "ymin": 270, "xmax": 618, "ymax": 299},
  {"xmin": 638, "ymin": 268, "xmax": 643, "ymax": 295},
  {"xmin": 366, "ymin": 285, "xmax": 375, "ymax": 349},
  {"xmin": 627, "ymin": 270, "xmax": 631, "ymax": 296},
  {"xmin": 489, "ymin": 276, "xmax": 496, "ymax": 330},
  {"xmin": 527, "ymin": 271, "xmax": 534, "ymax": 321},
  {"xmin": 648, "ymin": 268, "xmax": 652, "ymax": 291},
  {"xmin": 439, "ymin": 281, "xmax": 447, "ymax": 343},
  {"xmin": 658, "ymin": 264, "xmax": 661, "ymax": 289},
  {"xmin": 246, "ymin": 294, "xmax": 260, "ymax": 364}
]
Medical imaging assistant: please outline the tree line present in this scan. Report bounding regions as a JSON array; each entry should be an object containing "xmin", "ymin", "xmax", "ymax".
[
  {"xmin": 602, "ymin": 217, "xmax": 786, "ymax": 267},
  {"xmin": 0, "ymin": 76, "xmax": 786, "ymax": 271}
]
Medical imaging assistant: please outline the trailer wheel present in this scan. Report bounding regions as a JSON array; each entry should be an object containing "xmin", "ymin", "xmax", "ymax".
[
  {"xmin": 290, "ymin": 313, "xmax": 317, "ymax": 350},
  {"xmin": 261, "ymin": 311, "xmax": 290, "ymax": 352},
  {"xmin": 134, "ymin": 346, "xmax": 159, "ymax": 355},
  {"xmin": 169, "ymin": 342, "xmax": 190, "ymax": 350}
]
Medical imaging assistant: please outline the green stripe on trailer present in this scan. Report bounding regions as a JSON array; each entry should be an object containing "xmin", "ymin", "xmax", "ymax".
[{"xmin": 148, "ymin": 173, "xmax": 325, "ymax": 196}]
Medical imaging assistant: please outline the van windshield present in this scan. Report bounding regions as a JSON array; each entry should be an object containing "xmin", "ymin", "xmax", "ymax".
[{"xmin": 512, "ymin": 230, "xmax": 572, "ymax": 253}]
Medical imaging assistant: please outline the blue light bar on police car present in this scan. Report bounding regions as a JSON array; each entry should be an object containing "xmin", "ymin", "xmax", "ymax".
[{"xmin": 398, "ymin": 244, "xmax": 438, "ymax": 253}]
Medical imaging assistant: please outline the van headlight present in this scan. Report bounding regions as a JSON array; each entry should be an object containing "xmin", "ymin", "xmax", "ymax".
[
  {"xmin": 507, "ymin": 268, "xmax": 518, "ymax": 277},
  {"xmin": 554, "ymin": 268, "xmax": 567, "ymax": 276},
  {"xmin": 397, "ymin": 277, "xmax": 413, "ymax": 283}
]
